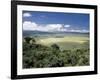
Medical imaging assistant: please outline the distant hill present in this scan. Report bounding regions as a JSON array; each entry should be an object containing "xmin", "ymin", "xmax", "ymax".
[
  {"xmin": 23, "ymin": 30, "xmax": 89, "ymax": 37},
  {"xmin": 23, "ymin": 30, "xmax": 53, "ymax": 36}
]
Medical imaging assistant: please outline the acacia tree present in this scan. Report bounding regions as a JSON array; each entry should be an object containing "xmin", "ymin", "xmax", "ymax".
[
  {"xmin": 30, "ymin": 38, "xmax": 36, "ymax": 44},
  {"xmin": 24, "ymin": 37, "xmax": 32, "ymax": 44},
  {"xmin": 51, "ymin": 44, "xmax": 60, "ymax": 50}
]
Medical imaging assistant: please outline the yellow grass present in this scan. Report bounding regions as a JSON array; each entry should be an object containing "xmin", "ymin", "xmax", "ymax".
[{"xmin": 37, "ymin": 36, "xmax": 89, "ymax": 46}]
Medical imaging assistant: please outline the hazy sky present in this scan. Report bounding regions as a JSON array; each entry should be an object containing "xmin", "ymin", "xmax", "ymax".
[{"xmin": 22, "ymin": 11, "xmax": 89, "ymax": 33}]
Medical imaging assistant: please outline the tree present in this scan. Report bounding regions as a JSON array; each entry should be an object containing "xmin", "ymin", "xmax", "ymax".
[
  {"xmin": 24, "ymin": 37, "xmax": 32, "ymax": 44},
  {"xmin": 51, "ymin": 44, "xmax": 60, "ymax": 50},
  {"xmin": 30, "ymin": 38, "xmax": 36, "ymax": 44}
]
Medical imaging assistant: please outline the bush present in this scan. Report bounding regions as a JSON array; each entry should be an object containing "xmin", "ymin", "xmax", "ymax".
[
  {"xmin": 51, "ymin": 44, "xmax": 60, "ymax": 50},
  {"xmin": 24, "ymin": 37, "xmax": 32, "ymax": 43}
]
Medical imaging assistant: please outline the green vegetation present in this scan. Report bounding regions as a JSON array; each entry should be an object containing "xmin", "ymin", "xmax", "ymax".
[{"xmin": 23, "ymin": 36, "xmax": 90, "ymax": 68}]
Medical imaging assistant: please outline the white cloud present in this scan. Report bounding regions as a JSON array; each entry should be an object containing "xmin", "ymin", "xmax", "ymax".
[
  {"xmin": 23, "ymin": 21, "xmax": 89, "ymax": 33},
  {"xmin": 64, "ymin": 25, "xmax": 70, "ymax": 28},
  {"xmin": 23, "ymin": 21, "xmax": 37, "ymax": 30},
  {"xmin": 23, "ymin": 21, "xmax": 65, "ymax": 32},
  {"xmin": 69, "ymin": 29, "xmax": 89, "ymax": 33},
  {"xmin": 45, "ymin": 24, "xmax": 63, "ymax": 32},
  {"xmin": 23, "ymin": 13, "xmax": 32, "ymax": 17}
]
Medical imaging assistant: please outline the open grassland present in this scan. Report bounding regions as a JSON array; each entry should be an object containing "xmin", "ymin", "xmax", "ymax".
[{"xmin": 36, "ymin": 36, "xmax": 89, "ymax": 50}]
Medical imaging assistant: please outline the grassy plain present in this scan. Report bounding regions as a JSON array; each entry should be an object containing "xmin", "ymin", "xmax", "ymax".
[{"xmin": 36, "ymin": 36, "xmax": 89, "ymax": 50}]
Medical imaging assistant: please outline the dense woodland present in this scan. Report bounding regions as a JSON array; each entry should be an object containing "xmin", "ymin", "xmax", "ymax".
[{"xmin": 23, "ymin": 37, "xmax": 89, "ymax": 68}]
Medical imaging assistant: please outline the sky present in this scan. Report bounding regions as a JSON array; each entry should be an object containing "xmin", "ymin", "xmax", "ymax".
[{"xmin": 22, "ymin": 11, "xmax": 89, "ymax": 33}]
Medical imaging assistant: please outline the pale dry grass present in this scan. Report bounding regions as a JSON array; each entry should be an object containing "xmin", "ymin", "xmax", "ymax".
[{"xmin": 37, "ymin": 36, "xmax": 89, "ymax": 46}]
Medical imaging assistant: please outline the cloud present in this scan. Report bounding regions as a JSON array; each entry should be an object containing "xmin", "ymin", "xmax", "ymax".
[
  {"xmin": 64, "ymin": 25, "xmax": 70, "ymax": 28},
  {"xmin": 69, "ymin": 29, "xmax": 89, "ymax": 33},
  {"xmin": 23, "ymin": 21, "xmax": 66, "ymax": 32},
  {"xmin": 23, "ymin": 21, "xmax": 37, "ymax": 30},
  {"xmin": 45, "ymin": 24, "xmax": 63, "ymax": 31},
  {"xmin": 23, "ymin": 13, "xmax": 32, "ymax": 17},
  {"xmin": 23, "ymin": 21, "xmax": 89, "ymax": 33}
]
